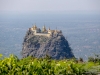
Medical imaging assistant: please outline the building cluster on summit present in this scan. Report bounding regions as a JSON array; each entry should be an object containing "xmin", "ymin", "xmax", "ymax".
[{"xmin": 29, "ymin": 25, "xmax": 62, "ymax": 37}]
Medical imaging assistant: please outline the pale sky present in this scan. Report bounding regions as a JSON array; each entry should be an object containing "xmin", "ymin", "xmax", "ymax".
[{"xmin": 0, "ymin": 0, "xmax": 100, "ymax": 14}]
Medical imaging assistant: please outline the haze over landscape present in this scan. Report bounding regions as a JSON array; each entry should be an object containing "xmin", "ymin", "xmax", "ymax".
[
  {"xmin": 0, "ymin": 0, "xmax": 100, "ymax": 14},
  {"xmin": 0, "ymin": 0, "xmax": 100, "ymax": 60}
]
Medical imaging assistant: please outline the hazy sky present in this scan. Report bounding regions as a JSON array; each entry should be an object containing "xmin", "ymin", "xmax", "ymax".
[{"xmin": 0, "ymin": 0, "xmax": 100, "ymax": 14}]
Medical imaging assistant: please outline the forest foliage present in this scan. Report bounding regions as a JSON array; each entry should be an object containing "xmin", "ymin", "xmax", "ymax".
[{"xmin": 0, "ymin": 54, "xmax": 100, "ymax": 75}]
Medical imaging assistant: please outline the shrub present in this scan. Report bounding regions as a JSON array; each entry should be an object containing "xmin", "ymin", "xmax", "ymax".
[{"xmin": 0, "ymin": 54, "xmax": 100, "ymax": 75}]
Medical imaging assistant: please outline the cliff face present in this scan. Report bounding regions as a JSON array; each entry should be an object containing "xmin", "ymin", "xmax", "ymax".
[{"xmin": 22, "ymin": 28, "xmax": 74, "ymax": 59}]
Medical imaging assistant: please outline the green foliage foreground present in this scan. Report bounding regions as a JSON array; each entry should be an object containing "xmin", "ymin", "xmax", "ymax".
[{"xmin": 0, "ymin": 54, "xmax": 100, "ymax": 75}]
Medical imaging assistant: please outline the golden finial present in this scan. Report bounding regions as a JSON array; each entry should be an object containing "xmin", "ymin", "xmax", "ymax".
[{"xmin": 33, "ymin": 23, "xmax": 37, "ymax": 30}]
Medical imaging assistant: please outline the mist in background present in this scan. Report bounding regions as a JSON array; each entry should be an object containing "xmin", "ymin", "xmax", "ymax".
[{"xmin": 0, "ymin": 0, "xmax": 100, "ymax": 60}]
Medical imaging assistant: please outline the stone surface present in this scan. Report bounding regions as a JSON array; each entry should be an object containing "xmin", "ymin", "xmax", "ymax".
[{"xmin": 22, "ymin": 28, "xmax": 74, "ymax": 59}]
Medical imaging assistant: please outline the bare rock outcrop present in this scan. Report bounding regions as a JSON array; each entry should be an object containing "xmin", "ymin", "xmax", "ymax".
[{"xmin": 22, "ymin": 25, "xmax": 74, "ymax": 59}]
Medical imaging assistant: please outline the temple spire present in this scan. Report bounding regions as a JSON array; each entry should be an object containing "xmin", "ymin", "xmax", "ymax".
[
  {"xmin": 42, "ymin": 25, "xmax": 46, "ymax": 32},
  {"xmin": 55, "ymin": 27, "xmax": 57, "ymax": 32},
  {"xmin": 33, "ymin": 24, "xmax": 37, "ymax": 30}
]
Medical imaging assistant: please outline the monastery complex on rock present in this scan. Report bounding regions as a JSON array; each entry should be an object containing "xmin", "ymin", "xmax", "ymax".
[{"xmin": 29, "ymin": 25, "xmax": 62, "ymax": 37}]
